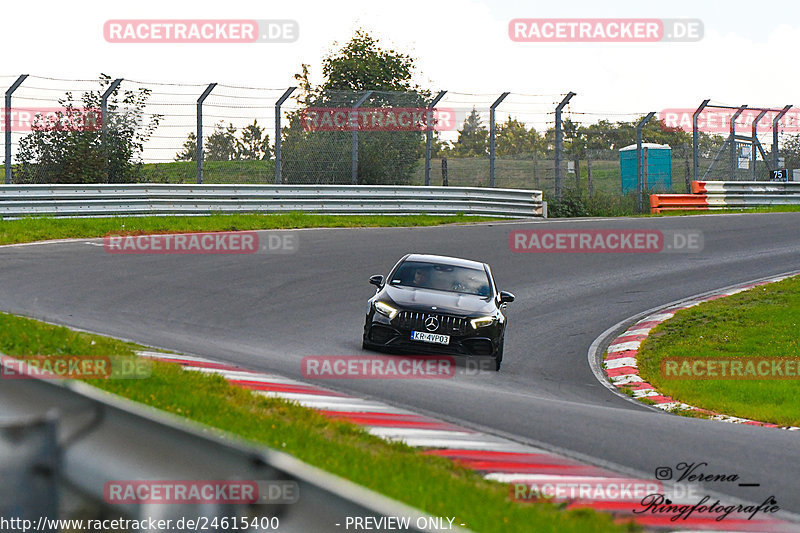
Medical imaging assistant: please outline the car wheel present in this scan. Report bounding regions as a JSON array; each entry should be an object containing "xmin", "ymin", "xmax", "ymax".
[{"xmin": 494, "ymin": 340, "xmax": 504, "ymax": 371}]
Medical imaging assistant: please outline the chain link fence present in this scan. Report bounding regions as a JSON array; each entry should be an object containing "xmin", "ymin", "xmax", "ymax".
[{"xmin": 2, "ymin": 75, "xmax": 795, "ymax": 202}]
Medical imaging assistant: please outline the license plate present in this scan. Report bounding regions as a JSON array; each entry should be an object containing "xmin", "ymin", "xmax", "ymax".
[{"xmin": 411, "ymin": 330, "xmax": 450, "ymax": 345}]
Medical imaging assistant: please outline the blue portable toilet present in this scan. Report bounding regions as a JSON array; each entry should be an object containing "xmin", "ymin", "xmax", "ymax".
[{"xmin": 619, "ymin": 143, "xmax": 672, "ymax": 194}]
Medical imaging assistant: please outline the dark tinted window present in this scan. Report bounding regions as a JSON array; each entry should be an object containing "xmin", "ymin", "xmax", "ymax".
[{"xmin": 391, "ymin": 261, "xmax": 491, "ymax": 296}]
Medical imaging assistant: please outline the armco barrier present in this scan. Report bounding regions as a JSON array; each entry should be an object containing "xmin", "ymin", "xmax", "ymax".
[
  {"xmin": 0, "ymin": 358, "xmax": 467, "ymax": 532},
  {"xmin": 0, "ymin": 184, "xmax": 544, "ymax": 218},
  {"xmin": 651, "ymin": 180, "xmax": 800, "ymax": 213},
  {"xmin": 649, "ymin": 193, "xmax": 708, "ymax": 213}
]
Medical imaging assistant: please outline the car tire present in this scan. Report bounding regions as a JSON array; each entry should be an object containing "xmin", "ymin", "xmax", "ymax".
[{"xmin": 494, "ymin": 341, "xmax": 504, "ymax": 371}]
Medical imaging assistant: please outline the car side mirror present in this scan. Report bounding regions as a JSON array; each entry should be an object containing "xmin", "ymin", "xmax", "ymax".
[
  {"xmin": 369, "ymin": 275, "xmax": 384, "ymax": 287},
  {"xmin": 499, "ymin": 291, "xmax": 515, "ymax": 303}
]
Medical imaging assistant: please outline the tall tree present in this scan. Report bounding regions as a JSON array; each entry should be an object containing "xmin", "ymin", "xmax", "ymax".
[
  {"xmin": 452, "ymin": 108, "xmax": 488, "ymax": 157},
  {"xmin": 496, "ymin": 117, "xmax": 541, "ymax": 157},
  {"xmin": 281, "ymin": 30, "xmax": 428, "ymax": 185},
  {"xmin": 16, "ymin": 74, "xmax": 161, "ymax": 183},
  {"xmin": 239, "ymin": 119, "xmax": 271, "ymax": 160}
]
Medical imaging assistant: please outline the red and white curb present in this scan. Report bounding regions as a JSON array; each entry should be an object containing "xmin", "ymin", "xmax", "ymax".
[
  {"xmin": 136, "ymin": 350, "xmax": 797, "ymax": 531},
  {"xmin": 603, "ymin": 273, "xmax": 800, "ymax": 430}
]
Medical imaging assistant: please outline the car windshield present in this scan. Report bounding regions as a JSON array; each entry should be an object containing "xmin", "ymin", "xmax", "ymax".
[{"xmin": 390, "ymin": 260, "xmax": 492, "ymax": 297}]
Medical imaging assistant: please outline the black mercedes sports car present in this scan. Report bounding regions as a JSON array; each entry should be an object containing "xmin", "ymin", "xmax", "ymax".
[{"xmin": 362, "ymin": 254, "xmax": 514, "ymax": 370}]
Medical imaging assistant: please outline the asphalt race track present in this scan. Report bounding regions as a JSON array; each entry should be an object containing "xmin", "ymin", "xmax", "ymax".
[{"xmin": 1, "ymin": 213, "xmax": 799, "ymax": 514}]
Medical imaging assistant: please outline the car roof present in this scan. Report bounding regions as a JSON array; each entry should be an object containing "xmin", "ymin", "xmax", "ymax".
[{"xmin": 404, "ymin": 254, "xmax": 487, "ymax": 270}]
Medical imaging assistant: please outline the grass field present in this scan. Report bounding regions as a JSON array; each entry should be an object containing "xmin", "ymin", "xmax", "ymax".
[
  {"xmin": 636, "ymin": 275, "xmax": 800, "ymax": 426},
  {"xmin": 0, "ymin": 312, "xmax": 633, "ymax": 533},
  {"xmin": 0, "ymin": 213, "xmax": 488, "ymax": 246}
]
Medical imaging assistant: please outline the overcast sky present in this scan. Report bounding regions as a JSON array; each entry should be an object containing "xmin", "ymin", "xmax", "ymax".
[{"xmin": 3, "ymin": 0, "xmax": 799, "ymax": 151}]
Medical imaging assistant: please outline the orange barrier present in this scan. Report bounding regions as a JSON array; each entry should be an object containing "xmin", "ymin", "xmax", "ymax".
[
  {"xmin": 691, "ymin": 181, "xmax": 707, "ymax": 194},
  {"xmin": 649, "ymin": 193, "xmax": 709, "ymax": 214}
]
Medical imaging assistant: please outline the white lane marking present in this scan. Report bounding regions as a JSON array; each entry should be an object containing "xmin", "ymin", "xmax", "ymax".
[
  {"xmin": 368, "ymin": 428, "xmax": 477, "ymax": 439},
  {"xmin": 642, "ymin": 312, "xmax": 675, "ymax": 322},
  {"xmin": 607, "ymin": 341, "xmax": 640, "ymax": 353},
  {"xmin": 609, "ymin": 374, "xmax": 643, "ymax": 384},
  {"xmin": 486, "ymin": 473, "xmax": 616, "ymax": 483},
  {"xmin": 621, "ymin": 328, "xmax": 652, "ymax": 337},
  {"xmin": 604, "ymin": 357, "xmax": 637, "ymax": 370}
]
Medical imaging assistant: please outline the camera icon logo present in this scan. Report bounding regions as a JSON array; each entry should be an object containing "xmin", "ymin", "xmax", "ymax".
[{"xmin": 654, "ymin": 466, "xmax": 673, "ymax": 480}]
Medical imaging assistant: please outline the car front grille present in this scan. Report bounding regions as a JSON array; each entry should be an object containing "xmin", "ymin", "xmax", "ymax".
[{"xmin": 396, "ymin": 311, "xmax": 468, "ymax": 335}]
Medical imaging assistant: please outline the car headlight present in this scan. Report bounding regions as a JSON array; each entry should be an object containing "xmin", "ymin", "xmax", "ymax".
[
  {"xmin": 470, "ymin": 315, "xmax": 496, "ymax": 329},
  {"xmin": 374, "ymin": 301, "xmax": 398, "ymax": 319}
]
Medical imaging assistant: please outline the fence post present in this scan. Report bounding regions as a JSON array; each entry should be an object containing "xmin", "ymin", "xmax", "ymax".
[
  {"xmin": 587, "ymin": 157, "xmax": 593, "ymax": 198},
  {"xmin": 350, "ymin": 91, "xmax": 373, "ymax": 185},
  {"xmin": 274, "ymin": 87, "xmax": 296, "ymax": 185},
  {"xmin": 683, "ymin": 143, "xmax": 690, "ymax": 193},
  {"xmin": 4, "ymin": 75, "xmax": 28, "ymax": 184},
  {"xmin": 441, "ymin": 157, "xmax": 448, "ymax": 186},
  {"xmin": 196, "ymin": 83, "xmax": 217, "ymax": 184},
  {"xmin": 425, "ymin": 91, "xmax": 446, "ymax": 186},
  {"xmin": 636, "ymin": 112, "xmax": 656, "ymax": 212},
  {"xmin": 100, "ymin": 79, "xmax": 123, "ymax": 183},
  {"xmin": 554, "ymin": 92, "xmax": 576, "ymax": 199},
  {"xmin": 692, "ymin": 99, "xmax": 710, "ymax": 183},
  {"xmin": 729, "ymin": 106, "xmax": 747, "ymax": 180},
  {"xmin": 772, "ymin": 105, "xmax": 792, "ymax": 171},
  {"xmin": 751, "ymin": 110, "xmax": 768, "ymax": 180},
  {"xmin": 489, "ymin": 92, "xmax": 509, "ymax": 188}
]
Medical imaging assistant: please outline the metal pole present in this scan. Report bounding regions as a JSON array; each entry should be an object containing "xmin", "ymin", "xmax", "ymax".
[
  {"xmin": 692, "ymin": 99, "xmax": 710, "ymax": 183},
  {"xmin": 101, "ymin": 78, "xmax": 123, "ymax": 183},
  {"xmin": 772, "ymin": 104, "xmax": 792, "ymax": 170},
  {"xmin": 489, "ymin": 91, "xmax": 510, "ymax": 188},
  {"xmin": 728, "ymin": 105, "xmax": 746, "ymax": 180},
  {"xmin": 274, "ymin": 87, "xmax": 296, "ymax": 184},
  {"xmin": 751, "ymin": 109, "xmax": 768, "ymax": 180},
  {"xmin": 424, "ymin": 90, "xmax": 446, "ymax": 186},
  {"xmin": 351, "ymin": 91, "xmax": 373, "ymax": 185},
  {"xmin": 554, "ymin": 92, "xmax": 576, "ymax": 199},
  {"xmin": 4, "ymin": 74, "xmax": 28, "ymax": 184},
  {"xmin": 635, "ymin": 112, "xmax": 656, "ymax": 212},
  {"xmin": 196, "ymin": 83, "xmax": 217, "ymax": 184}
]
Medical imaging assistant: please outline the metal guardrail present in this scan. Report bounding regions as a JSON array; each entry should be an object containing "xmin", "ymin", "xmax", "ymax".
[
  {"xmin": 0, "ymin": 362, "xmax": 469, "ymax": 533},
  {"xmin": 651, "ymin": 181, "xmax": 800, "ymax": 213},
  {"xmin": 0, "ymin": 184, "xmax": 545, "ymax": 218},
  {"xmin": 692, "ymin": 181, "xmax": 800, "ymax": 195}
]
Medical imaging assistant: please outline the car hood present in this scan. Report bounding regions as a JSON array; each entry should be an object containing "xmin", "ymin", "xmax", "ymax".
[{"xmin": 382, "ymin": 285, "xmax": 495, "ymax": 316}]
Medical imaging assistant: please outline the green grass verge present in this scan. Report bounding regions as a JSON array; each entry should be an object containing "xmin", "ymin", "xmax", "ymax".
[
  {"xmin": 0, "ymin": 312, "xmax": 635, "ymax": 532},
  {"xmin": 0, "ymin": 213, "xmax": 489, "ymax": 246},
  {"xmin": 636, "ymin": 275, "xmax": 800, "ymax": 426}
]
